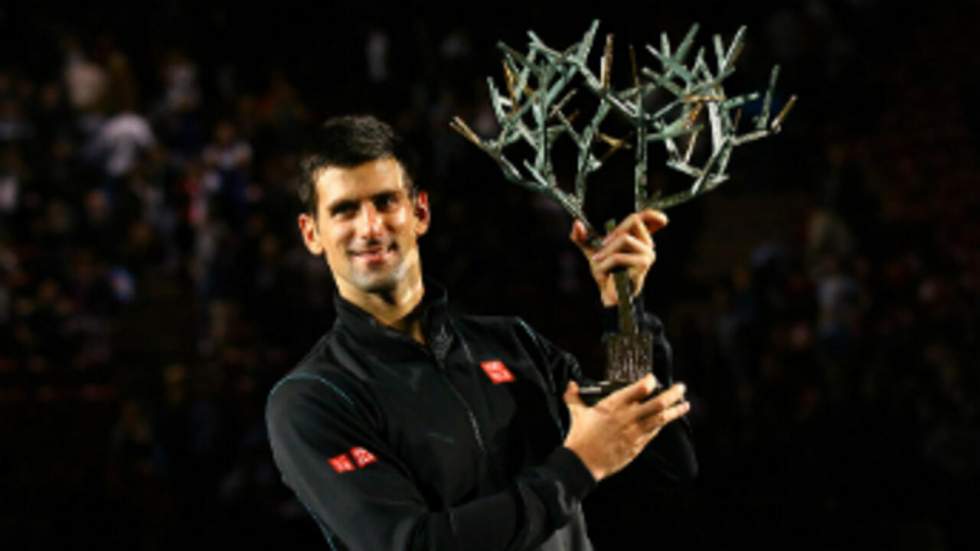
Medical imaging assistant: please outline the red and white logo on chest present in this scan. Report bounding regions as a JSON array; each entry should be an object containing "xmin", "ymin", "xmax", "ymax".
[{"xmin": 480, "ymin": 360, "xmax": 515, "ymax": 384}]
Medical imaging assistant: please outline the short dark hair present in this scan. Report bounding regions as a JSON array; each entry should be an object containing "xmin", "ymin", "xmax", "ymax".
[{"xmin": 297, "ymin": 115, "xmax": 419, "ymax": 216}]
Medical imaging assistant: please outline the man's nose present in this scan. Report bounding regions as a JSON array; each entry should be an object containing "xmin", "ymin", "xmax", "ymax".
[{"xmin": 354, "ymin": 203, "xmax": 384, "ymax": 237}]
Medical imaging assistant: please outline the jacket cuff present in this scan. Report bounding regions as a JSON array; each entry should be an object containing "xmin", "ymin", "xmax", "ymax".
[
  {"xmin": 516, "ymin": 446, "xmax": 597, "ymax": 527},
  {"xmin": 547, "ymin": 446, "xmax": 597, "ymax": 500},
  {"xmin": 510, "ymin": 446, "xmax": 598, "ymax": 549}
]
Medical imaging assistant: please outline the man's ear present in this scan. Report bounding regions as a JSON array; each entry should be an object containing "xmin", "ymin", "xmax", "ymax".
[
  {"xmin": 297, "ymin": 213, "xmax": 323, "ymax": 255},
  {"xmin": 413, "ymin": 191, "xmax": 430, "ymax": 236}
]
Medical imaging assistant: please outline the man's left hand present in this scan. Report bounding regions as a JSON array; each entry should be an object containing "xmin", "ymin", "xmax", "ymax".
[{"xmin": 569, "ymin": 209, "xmax": 668, "ymax": 307}]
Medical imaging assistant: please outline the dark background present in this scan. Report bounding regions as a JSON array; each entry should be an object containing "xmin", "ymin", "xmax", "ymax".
[{"xmin": 1, "ymin": 1, "xmax": 977, "ymax": 549}]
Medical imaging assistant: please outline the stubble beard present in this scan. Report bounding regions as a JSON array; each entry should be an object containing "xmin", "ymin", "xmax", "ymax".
[{"xmin": 349, "ymin": 246, "xmax": 413, "ymax": 296}]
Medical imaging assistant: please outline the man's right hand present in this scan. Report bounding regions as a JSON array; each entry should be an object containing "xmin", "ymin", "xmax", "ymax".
[{"xmin": 562, "ymin": 375, "xmax": 690, "ymax": 482}]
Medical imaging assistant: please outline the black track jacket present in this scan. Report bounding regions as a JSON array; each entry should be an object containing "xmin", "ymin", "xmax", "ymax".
[{"xmin": 266, "ymin": 280, "xmax": 696, "ymax": 550}]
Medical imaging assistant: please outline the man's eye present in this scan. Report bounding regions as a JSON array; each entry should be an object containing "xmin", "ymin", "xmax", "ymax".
[
  {"xmin": 375, "ymin": 195, "xmax": 397, "ymax": 210},
  {"xmin": 332, "ymin": 204, "xmax": 357, "ymax": 218}
]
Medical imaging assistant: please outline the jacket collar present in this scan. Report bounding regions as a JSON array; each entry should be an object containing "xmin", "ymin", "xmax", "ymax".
[{"xmin": 332, "ymin": 278, "xmax": 454, "ymax": 362}]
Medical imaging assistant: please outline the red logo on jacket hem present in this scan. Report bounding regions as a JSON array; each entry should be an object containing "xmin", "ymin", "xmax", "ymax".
[
  {"xmin": 350, "ymin": 446, "xmax": 377, "ymax": 468},
  {"xmin": 480, "ymin": 360, "xmax": 515, "ymax": 384},
  {"xmin": 328, "ymin": 453, "xmax": 356, "ymax": 473}
]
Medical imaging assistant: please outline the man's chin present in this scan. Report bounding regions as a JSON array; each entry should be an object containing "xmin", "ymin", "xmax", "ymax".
[
  {"xmin": 350, "ymin": 272, "xmax": 400, "ymax": 295},
  {"xmin": 343, "ymin": 254, "xmax": 415, "ymax": 297}
]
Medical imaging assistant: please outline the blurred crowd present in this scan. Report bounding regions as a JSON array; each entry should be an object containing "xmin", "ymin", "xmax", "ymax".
[{"xmin": 1, "ymin": 2, "xmax": 977, "ymax": 550}]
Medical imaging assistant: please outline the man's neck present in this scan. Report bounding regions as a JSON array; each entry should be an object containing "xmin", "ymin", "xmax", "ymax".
[{"xmin": 339, "ymin": 278, "xmax": 427, "ymax": 345}]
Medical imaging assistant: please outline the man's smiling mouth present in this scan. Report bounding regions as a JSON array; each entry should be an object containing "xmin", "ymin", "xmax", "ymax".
[{"xmin": 350, "ymin": 243, "xmax": 396, "ymax": 262}]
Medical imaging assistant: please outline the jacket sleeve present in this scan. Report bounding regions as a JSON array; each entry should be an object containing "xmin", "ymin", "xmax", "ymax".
[{"xmin": 266, "ymin": 373, "xmax": 596, "ymax": 551}]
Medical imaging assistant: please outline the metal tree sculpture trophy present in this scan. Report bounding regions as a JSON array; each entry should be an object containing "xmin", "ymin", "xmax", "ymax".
[{"xmin": 451, "ymin": 20, "xmax": 795, "ymax": 403}]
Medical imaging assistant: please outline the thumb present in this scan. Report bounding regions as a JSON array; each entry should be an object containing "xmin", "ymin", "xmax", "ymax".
[
  {"xmin": 569, "ymin": 220, "xmax": 594, "ymax": 254},
  {"xmin": 563, "ymin": 380, "xmax": 585, "ymax": 410}
]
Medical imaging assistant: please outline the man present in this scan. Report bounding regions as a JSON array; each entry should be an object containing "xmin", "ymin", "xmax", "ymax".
[{"xmin": 266, "ymin": 115, "xmax": 695, "ymax": 550}]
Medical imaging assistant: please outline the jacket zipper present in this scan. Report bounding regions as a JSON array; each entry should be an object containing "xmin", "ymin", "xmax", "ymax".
[
  {"xmin": 359, "ymin": 313, "xmax": 490, "ymax": 458},
  {"xmin": 444, "ymin": 373, "xmax": 487, "ymax": 453},
  {"xmin": 428, "ymin": 349, "xmax": 487, "ymax": 455},
  {"xmin": 406, "ymin": 336, "xmax": 488, "ymax": 456}
]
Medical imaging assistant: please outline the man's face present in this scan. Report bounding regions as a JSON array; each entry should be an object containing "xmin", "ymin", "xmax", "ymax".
[{"xmin": 298, "ymin": 157, "xmax": 430, "ymax": 300}]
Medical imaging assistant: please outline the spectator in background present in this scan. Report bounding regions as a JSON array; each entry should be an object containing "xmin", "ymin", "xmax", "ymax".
[
  {"xmin": 202, "ymin": 119, "xmax": 252, "ymax": 223},
  {"xmin": 86, "ymin": 111, "xmax": 155, "ymax": 180}
]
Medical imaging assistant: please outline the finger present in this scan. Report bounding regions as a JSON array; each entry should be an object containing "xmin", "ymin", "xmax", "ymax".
[
  {"xmin": 640, "ymin": 399, "xmax": 691, "ymax": 433},
  {"xmin": 636, "ymin": 382, "xmax": 687, "ymax": 418},
  {"xmin": 592, "ymin": 251, "xmax": 655, "ymax": 276},
  {"xmin": 592, "ymin": 234, "xmax": 654, "ymax": 263},
  {"xmin": 601, "ymin": 374, "xmax": 658, "ymax": 408},
  {"xmin": 627, "ymin": 213, "xmax": 654, "ymax": 247},
  {"xmin": 613, "ymin": 212, "xmax": 655, "ymax": 248},
  {"xmin": 601, "ymin": 210, "xmax": 666, "ymax": 251},
  {"xmin": 637, "ymin": 209, "xmax": 669, "ymax": 235}
]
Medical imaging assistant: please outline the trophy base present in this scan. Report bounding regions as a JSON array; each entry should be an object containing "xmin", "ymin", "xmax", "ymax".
[
  {"xmin": 578, "ymin": 380, "xmax": 664, "ymax": 406},
  {"xmin": 578, "ymin": 381, "xmax": 630, "ymax": 406}
]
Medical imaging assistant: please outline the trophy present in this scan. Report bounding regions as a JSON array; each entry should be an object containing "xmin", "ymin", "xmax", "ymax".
[{"xmin": 451, "ymin": 20, "xmax": 795, "ymax": 404}]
